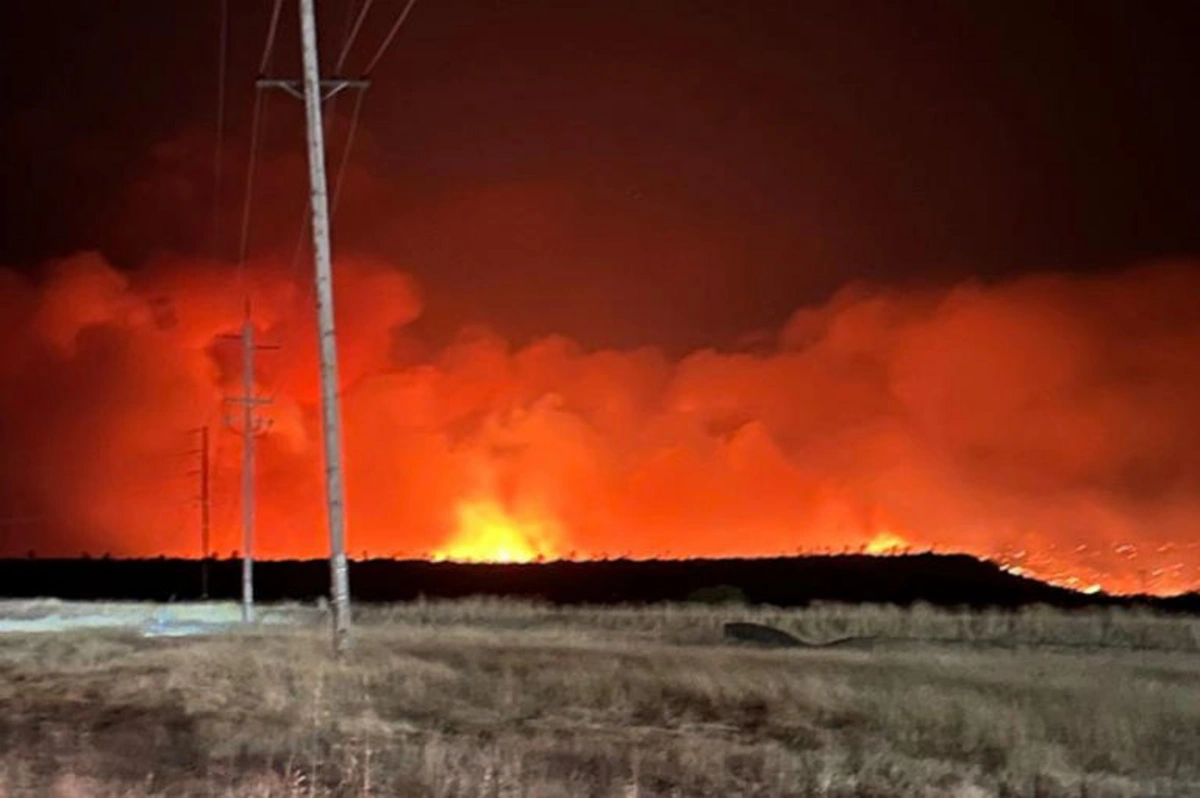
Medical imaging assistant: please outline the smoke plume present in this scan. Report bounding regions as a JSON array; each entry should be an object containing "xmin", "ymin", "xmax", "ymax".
[{"xmin": 1, "ymin": 250, "xmax": 1197, "ymax": 595}]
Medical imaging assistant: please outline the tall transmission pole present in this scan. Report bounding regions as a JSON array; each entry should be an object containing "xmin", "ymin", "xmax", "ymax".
[
  {"xmin": 223, "ymin": 308, "xmax": 277, "ymax": 622},
  {"xmin": 258, "ymin": 0, "xmax": 416, "ymax": 654},
  {"xmin": 278, "ymin": 0, "xmax": 352, "ymax": 655},
  {"xmin": 301, "ymin": 0, "xmax": 351, "ymax": 656},
  {"xmin": 188, "ymin": 426, "xmax": 212, "ymax": 599}
]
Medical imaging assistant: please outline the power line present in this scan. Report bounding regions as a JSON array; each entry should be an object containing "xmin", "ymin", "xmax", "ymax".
[
  {"xmin": 332, "ymin": 0, "xmax": 371, "ymax": 210},
  {"xmin": 363, "ymin": 0, "xmax": 419, "ymax": 75},
  {"xmin": 242, "ymin": 0, "xmax": 364, "ymax": 334},
  {"xmin": 330, "ymin": 89, "xmax": 367, "ymax": 211},
  {"xmin": 262, "ymin": 79, "xmax": 366, "ymax": 406},
  {"xmin": 234, "ymin": 87, "xmax": 270, "ymax": 282},
  {"xmin": 213, "ymin": 0, "xmax": 229, "ymax": 262},
  {"xmin": 235, "ymin": 0, "xmax": 287, "ymax": 293},
  {"xmin": 262, "ymin": 86, "xmax": 370, "ymax": 405},
  {"xmin": 260, "ymin": 0, "xmax": 286, "ymax": 75},
  {"xmin": 196, "ymin": 0, "xmax": 232, "ymax": 590},
  {"xmin": 337, "ymin": 0, "xmax": 377, "ymax": 73},
  {"xmin": 259, "ymin": 0, "xmax": 407, "ymax": 410}
]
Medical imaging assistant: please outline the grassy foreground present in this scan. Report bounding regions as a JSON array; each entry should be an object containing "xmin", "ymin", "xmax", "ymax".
[{"xmin": 0, "ymin": 600, "xmax": 1198, "ymax": 796}]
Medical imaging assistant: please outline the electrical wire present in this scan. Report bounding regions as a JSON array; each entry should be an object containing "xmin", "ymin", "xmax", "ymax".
[
  {"xmin": 363, "ymin": 0, "xmax": 419, "ymax": 75},
  {"xmin": 256, "ymin": 0, "xmax": 417, "ymax": 406},
  {"xmin": 215, "ymin": 0, "xmax": 287, "ymax": 559},
  {"xmin": 235, "ymin": 0, "xmax": 287, "ymax": 289},
  {"xmin": 212, "ymin": 0, "xmax": 229, "ymax": 263},
  {"xmin": 263, "ymin": 2, "xmax": 374, "ymax": 405},
  {"xmin": 260, "ymin": 0, "xmax": 285, "ymax": 75},
  {"xmin": 336, "ymin": 0, "xmax": 377, "ymax": 73},
  {"xmin": 331, "ymin": 89, "xmax": 367, "ymax": 212},
  {"xmin": 235, "ymin": 90, "xmax": 268, "ymax": 273},
  {"xmin": 277, "ymin": 0, "xmax": 371, "ymax": 282}
]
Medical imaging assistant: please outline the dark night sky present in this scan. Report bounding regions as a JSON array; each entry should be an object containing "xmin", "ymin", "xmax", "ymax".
[{"xmin": 3, "ymin": 0, "xmax": 1200, "ymax": 351}]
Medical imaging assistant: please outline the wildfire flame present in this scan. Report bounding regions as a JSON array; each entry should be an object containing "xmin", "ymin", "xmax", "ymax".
[
  {"xmin": 432, "ymin": 500, "xmax": 558, "ymax": 563},
  {"xmin": 865, "ymin": 531, "xmax": 909, "ymax": 555}
]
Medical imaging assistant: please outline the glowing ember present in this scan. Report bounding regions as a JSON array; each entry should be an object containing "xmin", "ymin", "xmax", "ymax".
[
  {"xmin": 432, "ymin": 500, "xmax": 557, "ymax": 563},
  {"xmin": 865, "ymin": 531, "xmax": 908, "ymax": 555}
]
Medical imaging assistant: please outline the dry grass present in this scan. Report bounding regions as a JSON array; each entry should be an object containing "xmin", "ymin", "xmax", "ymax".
[
  {"xmin": 356, "ymin": 598, "xmax": 1200, "ymax": 652},
  {"xmin": 0, "ymin": 600, "xmax": 1198, "ymax": 796}
]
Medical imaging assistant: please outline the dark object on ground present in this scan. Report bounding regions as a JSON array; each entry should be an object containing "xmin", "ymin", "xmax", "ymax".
[
  {"xmin": 723, "ymin": 622, "xmax": 803, "ymax": 647},
  {"xmin": 722, "ymin": 622, "xmax": 874, "ymax": 649}
]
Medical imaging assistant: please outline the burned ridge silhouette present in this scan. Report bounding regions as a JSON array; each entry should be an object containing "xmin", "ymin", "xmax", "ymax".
[{"xmin": 0, "ymin": 554, "xmax": 1196, "ymax": 612}]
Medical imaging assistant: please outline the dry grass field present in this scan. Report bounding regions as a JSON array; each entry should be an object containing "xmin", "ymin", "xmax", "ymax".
[{"xmin": 0, "ymin": 599, "xmax": 1198, "ymax": 797}]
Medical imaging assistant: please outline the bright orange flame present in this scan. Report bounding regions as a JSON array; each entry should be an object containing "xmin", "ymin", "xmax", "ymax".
[
  {"xmin": 865, "ymin": 530, "xmax": 908, "ymax": 555},
  {"xmin": 432, "ymin": 500, "xmax": 558, "ymax": 563}
]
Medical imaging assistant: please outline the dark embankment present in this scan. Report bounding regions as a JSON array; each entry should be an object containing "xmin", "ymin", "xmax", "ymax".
[{"xmin": 0, "ymin": 554, "xmax": 1194, "ymax": 611}]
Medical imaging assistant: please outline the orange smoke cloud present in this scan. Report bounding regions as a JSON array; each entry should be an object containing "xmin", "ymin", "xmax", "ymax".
[{"xmin": 1, "ymin": 253, "xmax": 1198, "ymax": 596}]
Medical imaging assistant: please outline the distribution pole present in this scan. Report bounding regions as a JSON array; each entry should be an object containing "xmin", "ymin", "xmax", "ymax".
[
  {"xmin": 193, "ymin": 426, "xmax": 212, "ymax": 599},
  {"xmin": 240, "ymin": 318, "xmax": 256, "ymax": 621},
  {"xmin": 222, "ymin": 308, "xmax": 276, "ymax": 623},
  {"xmin": 187, "ymin": 426, "xmax": 212, "ymax": 598},
  {"xmin": 299, "ymin": 0, "xmax": 353, "ymax": 654},
  {"xmin": 201, "ymin": 425, "xmax": 210, "ymax": 598}
]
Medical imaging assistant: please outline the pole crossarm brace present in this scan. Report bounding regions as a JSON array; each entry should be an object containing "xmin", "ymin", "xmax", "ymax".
[
  {"xmin": 257, "ymin": 76, "xmax": 370, "ymax": 102},
  {"xmin": 222, "ymin": 396, "xmax": 274, "ymax": 407},
  {"xmin": 219, "ymin": 333, "xmax": 281, "ymax": 349}
]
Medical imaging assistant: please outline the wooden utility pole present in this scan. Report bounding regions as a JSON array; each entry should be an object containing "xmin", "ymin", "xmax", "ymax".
[
  {"xmin": 255, "ymin": 0, "xmax": 413, "ymax": 654},
  {"xmin": 189, "ymin": 426, "xmax": 212, "ymax": 599},
  {"xmin": 300, "ymin": 0, "xmax": 353, "ymax": 654},
  {"xmin": 222, "ymin": 308, "xmax": 277, "ymax": 622}
]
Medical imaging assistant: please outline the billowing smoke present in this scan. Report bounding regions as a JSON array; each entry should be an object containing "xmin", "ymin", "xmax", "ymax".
[
  {"xmin": 2, "ymin": 249, "xmax": 1200, "ymax": 590},
  {"xmin": 0, "ymin": 250, "xmax": 1197, "ymax": 595}
]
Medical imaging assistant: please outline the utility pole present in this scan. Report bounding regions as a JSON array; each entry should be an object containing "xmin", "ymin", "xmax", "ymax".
[
  {"xmin": 301, "ymin": 0, "xmax": 352, "ymax": 656},
  {"xmin": 255, "ymin": 0, "xmax": 364, "ymax": 654},
  {"xmin": 255, "ymin": 0, "xmax": 391, "ymax": 654},
  {"xmin": 188, "ymin": 426, "xmax": 212, "ymax": 599},
  {"xmin": 222, "ymin": 307, "xmax": 277, "ymax": 623}
]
